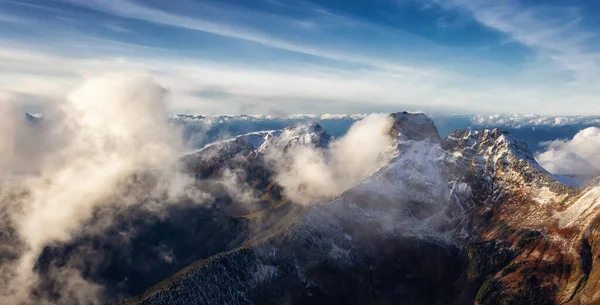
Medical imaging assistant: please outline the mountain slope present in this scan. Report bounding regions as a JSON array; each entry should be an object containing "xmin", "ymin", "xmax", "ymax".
[
  {"xmin": 32, "ymin": 122, "xmax": 332, "ymax": 303},
  {"xmin": 124, "ymin": 112, "xmax": 600, "ymax": 305},
  {"xmin": 123, "ymin": 113, "xmax": 466, "ymax": 305}
]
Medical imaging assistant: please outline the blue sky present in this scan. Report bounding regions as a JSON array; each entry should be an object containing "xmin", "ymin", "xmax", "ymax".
[{"xmin": 1, "ymin": 0, "xmax": 600, "ymax": 115}]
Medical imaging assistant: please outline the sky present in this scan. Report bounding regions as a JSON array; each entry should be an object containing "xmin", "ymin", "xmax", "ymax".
[{"xmin": 1, "ymin": 0, "xmax": 600, "ymax": 115}]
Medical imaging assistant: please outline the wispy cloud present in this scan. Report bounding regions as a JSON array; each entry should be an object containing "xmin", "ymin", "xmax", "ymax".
[
  {"xmin": 0, "ymin": 42, "xmax": 446, "ymax": 114},
  {"xmin": 103, "ymin": 23, "xmax": 131, "ymax": 33},
  {"xmin": 58, "ymin": 0, "xmax": 435, "ymax": 75},
  {"xmin": 3, "ymin": 38, "xmax": 596, "ymax": 115},
  {"xmin": 0, "ymin": 11, "xmax": 29, "ymax": 24},
  {"xmin": 0, "ymin": 0, "xmax": 61, "ymax": 13},
  {"xmin": 432, "ymin": 0, "xmax": 600, "ymax": 81},
  {"xmin": 3, "ymin": 0, "xmax": 600, "ymax": 114}
]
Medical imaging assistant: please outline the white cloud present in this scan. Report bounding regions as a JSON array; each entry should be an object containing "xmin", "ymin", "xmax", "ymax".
[
  {"xmin": 266, "ymin": 114, "xmax": 396, "ymax": 204},
  {"xmin": 6, "ymin": 36, "xmax": 600, "ymax": 115},
  {"xmin": 4, "ymin": 1, "xmax": 600, "ymax": 114},
  {"xmin": 536, "ymin": 127, "xmax": 600, "ymax": 176},
  {"xmin": 58, "ymin": 0, "xmax": 434, "ymax": 75},
  {"xmin": 472, "ymin": 114, "xmax": 600, "ymax": 128},
  {"xmin": 0, "ymin": 12, "xmax": 28, "ymax": 24},
  {"xmin": 2, "ymin": 40, "xmax": 593, "ymax": 115},
  {"xmin": 0, "ymin": 43, "xmax": 450, "ymax": 114},
  {"xmin": 420, "ymin": 0, "xmax": 600, "ymax": 114},
  {"xmin": 7, "ymin": 39, "xmax": 600, "ymax": 115},
  {"xmin": 435, "ymin": 0, "xmax": 599, "ymax": 82},
  {"xmin": 0, "ymin": 73, "xmax": 209, "ymax": 304}
]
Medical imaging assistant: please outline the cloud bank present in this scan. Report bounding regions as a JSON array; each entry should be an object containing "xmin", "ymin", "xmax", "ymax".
[
  {"xmin": 0, "ymin": 73, "xmax": 207, "ymax": 304},
  {"xmin": 536, "ymin": 127, "xmax": 600, "ymax": 176},
  {"xmin": 472, "ymin": 114, "xmax": 600, "ymax": 128}
]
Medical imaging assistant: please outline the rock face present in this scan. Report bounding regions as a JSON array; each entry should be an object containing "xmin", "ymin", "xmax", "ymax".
[{"xmin": 391, "ymin": 111, "xmax": 442, "ymax": 142}]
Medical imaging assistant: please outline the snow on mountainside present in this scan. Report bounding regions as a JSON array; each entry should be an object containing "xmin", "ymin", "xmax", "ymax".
[
  {"xmin": 189, "ymin": 121, "xmax": 330, "ymax": 160},
  {"xmin": 171, "ymin": 113, "xmax": 369, "ymax": 123},
  {"xmin": 257, "ymin": 122, "xmax": 330, "ymax": 153},
  {"xmin": 445, "ymin": 128, "xmax": 550, "ymax": 180},
  {"xmin": 301, "ymin": 113, "xmax": 455, "ymax": 241},
  {"xmin": 125, "ymin": 112, "xmax": 600, "ymax": 305},
  {"xmin": 558, "ymin": 178, "xmax": 600, "ymax": 228},
  {"xmin": 170, "ymin": 113, "xmax": 600, "ymax": 164},
  {"xmin": 171, "ymin": 112, "xmax": 600, "ymax": 128},
  {"xmin": 193, "ymin": 131, "xmax": 271, "ymax": 158},
  {"xmin": 320, "ymin": 139, "xmax": 458, "ymax": 239},
  {"xmin": 125, "ymin": 112, "xmax": 466, "ymax": 305},
  {"xmin": 180, "ymin": 121, "xmax": 331, "ymax": 183},
  {"xmin": 442, "ymin": 128, "xmax": 577, "ymax": 229}
]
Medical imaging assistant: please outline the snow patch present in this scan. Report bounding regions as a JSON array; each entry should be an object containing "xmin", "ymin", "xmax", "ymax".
[{"xmin": 558, "ymin": 185, "xmax": 600, "ymax": 227}]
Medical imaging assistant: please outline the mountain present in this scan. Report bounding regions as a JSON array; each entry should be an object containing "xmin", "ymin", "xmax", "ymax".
[
  {"xmin": 117, "ymin": 112, "xmax": 600, "ymax": 305},
  {"xmin": 25, "ymin": 113, "xmax": 42, "ymax": 122},
  {"xmin": 32, "ymin": 121, "xmax": 331, "ymax": 303},
  {"xmin": 28, "ymin": 112, "xmax": 600, "ymax": 304},
  {"xmin": 170, "ymin": 114, "xmax": 350, "ymax": 149},
  {"xmin": 123, "ymin": 112, "xmax": 461, "ymax": 305},
  {"xmin": 169, "ymin": 113, "xmax": 600, "ymax": 157}
]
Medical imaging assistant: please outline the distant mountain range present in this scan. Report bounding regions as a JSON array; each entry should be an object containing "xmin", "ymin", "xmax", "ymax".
[
  {"xmin": 168, "ymin": 113, "xmax": 600, "ymax": 154},
  {"xmin": 26, "ymin": 112, "xmax": 600, "ymax": 153}
]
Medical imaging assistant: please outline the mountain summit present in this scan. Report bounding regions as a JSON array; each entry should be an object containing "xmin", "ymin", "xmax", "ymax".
[{"xmin": 390, "ymin": 111, "xmax": 442, "ymax": 142}]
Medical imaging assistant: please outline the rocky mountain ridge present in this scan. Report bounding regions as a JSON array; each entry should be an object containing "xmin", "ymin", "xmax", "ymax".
[
  {"xmin": 121, "ymin": 112, "xmax": 600, "ymax": 305},
  {"xmin": 24, "ymin": 111, "xmax": 600, "ymax": 304}
]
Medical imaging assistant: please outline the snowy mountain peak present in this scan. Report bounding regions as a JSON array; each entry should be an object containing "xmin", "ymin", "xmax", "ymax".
[
  {"xmin": 390, "ymin": 112, "xmax": 441, "ymax": 142},
  {"xmin": 284, "ymin": 121, "xmax": 327, "ymax": 139},
  {"xmin": 258, "ymin": 122, "xmax": 330, "ymax": 153},
  {"xmin": 185, "ymin": 122, "xmax": 331, "ymax": 171},
  {"xmin": 446, "ymin": 128, "xmax": 540, "ymax": 169},
  {"xmin": 25, "ymin": 113, "xmax": 43, "ymax": 122},
  {"xmin": 442, "ymin": 127, "xmax": 575, "ymax": 224}
]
